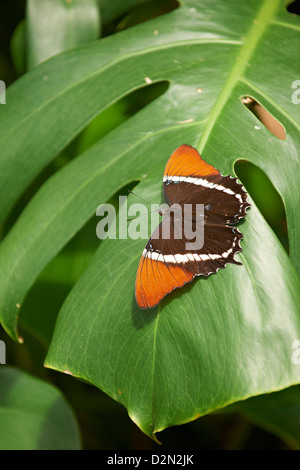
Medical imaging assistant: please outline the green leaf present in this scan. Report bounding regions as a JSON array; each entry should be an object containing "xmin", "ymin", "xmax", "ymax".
[
  {"xmin": 225, "ymin": 386, "xmax": 300, "ymax": 449},
  {"xmin": 0, "ymin": 0, "xmax": 300, "ymax": 439},
  {"xmin": 98, "ymin": 0, "xmax": 150, "ymax": 25},
  {"xmin": 10, "ymin": 20, "xmax": 26, "ymax": 76},
  {"xmin": 0, "ymin": 367, "xmax": 81, "ymax": 449},
  {"xmin": 45, "ymin": 197, "xmax": 300, "ymax": 439},
  {"xmin": 26, "ymin": 0, "xmax": 101, "ymax": 69},
  {"xmin": 19, "ymin": 217, "xmax": 98, "ymax": 347}
]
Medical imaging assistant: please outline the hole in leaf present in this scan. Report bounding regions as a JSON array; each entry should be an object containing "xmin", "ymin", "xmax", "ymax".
[
  {"xmin": 286, "ymin": 0, "xmax": 300, "ymax": 14},
  {"xmin": 64, "ymin": 80, "xmax": 169, "ymax": 158},
  {"xmin": 235, "ymin": 160, "xmax": 289, "ymax": 253},
  {"xmin": 102, "ymin": 0, "xmax": 180, "ymax": 36},
  {"xmin": 241, "ymin": 96, "xmax": 286, "ymax": 140},
  {"xmin": 115, "ymin": 0, "xmax": 180, "ymax": 32},
  {"xmin": 1, "ymin": 81, "xmax": 169, "ymax": 237},
  {"xmin": 19, "ymin": 179, "xmax": 140, "ymax": 347}
]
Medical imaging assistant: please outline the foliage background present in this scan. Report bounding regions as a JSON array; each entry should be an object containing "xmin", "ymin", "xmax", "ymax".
[{"xmin": 0, "ymin": 0, "xmax": 299, "ymax": 450}]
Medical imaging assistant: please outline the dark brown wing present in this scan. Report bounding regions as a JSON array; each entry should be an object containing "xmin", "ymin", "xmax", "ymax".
[{"xmin": 163, "ymin": 145, "xmax": 250, "ymax": 224}]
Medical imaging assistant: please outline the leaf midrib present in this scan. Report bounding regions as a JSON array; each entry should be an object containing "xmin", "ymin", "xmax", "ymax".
[{"xmin": 198, "ymin": 0, "xmax": 280, "ymax": 152}]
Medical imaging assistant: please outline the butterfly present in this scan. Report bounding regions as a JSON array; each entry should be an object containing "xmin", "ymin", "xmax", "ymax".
[{"xmin": 135, "ymin": 144, "xmax": 250, "ymax": 309}]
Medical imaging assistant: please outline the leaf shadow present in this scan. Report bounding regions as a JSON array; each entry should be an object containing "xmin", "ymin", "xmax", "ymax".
[
  {"xmin": 130, "ymin": 274, "xmax": 210, "ymax": 331},
  {"xmin": 131, "ymin": 295, "xmax": 158, "ymax": 330}
]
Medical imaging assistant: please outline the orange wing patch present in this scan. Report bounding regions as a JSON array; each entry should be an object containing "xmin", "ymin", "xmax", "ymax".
[
  {"xmin": 135, "ymin": 256, "xmax": 194, "ymax": 309},
  {"xmin": 164, "ymin": 144, "xmax": 219, "ymax": 179}
]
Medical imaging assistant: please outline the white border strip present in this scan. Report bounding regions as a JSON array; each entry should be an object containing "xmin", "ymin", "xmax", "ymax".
[
  {"xmin": 142, "ymin": 248, "xmax": 234, "ymax": 263},
  {"xmin": 163, "ymin": 175, "xmax": 243, "ymax": 203}
]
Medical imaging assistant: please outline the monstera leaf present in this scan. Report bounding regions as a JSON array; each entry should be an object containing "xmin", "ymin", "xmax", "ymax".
[
  {"xmin": 0, "ymin": 0, "xmax": 300, "ymax": 440},
  {"xmin": 0, "ymin": 367, "xmax": 81, "ymax": 450}
]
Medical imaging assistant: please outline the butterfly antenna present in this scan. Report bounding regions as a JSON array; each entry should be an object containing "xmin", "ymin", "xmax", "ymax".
[
  {"xmin": 127, "ymin": 190, "xmax": 162, "ymax": 222},
  {"xmin": 128, "ymin": 189, "xmax": 151, "ymax": 206},
  {"xmin": 127, "ymin": 209, "xmax": 161, "ymax": 223}
]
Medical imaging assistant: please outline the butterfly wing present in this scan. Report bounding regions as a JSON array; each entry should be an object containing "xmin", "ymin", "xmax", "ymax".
[
  {"xmin": 135, "ymin": 218, "xmax": 195, "ymax": 309},
  {"xmin": 163, "ymin": 145, "xmax": 250, "ymax": 224},
  {"xmin": 135, "ymin": 215, "xmax": 243, "ymax": 309}
]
